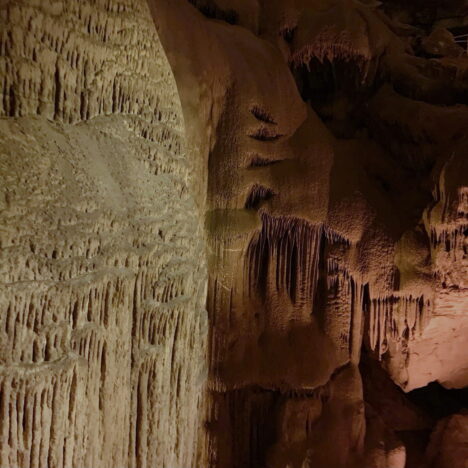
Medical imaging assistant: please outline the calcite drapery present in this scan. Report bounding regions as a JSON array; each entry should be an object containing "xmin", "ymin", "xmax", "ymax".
[
  {"xmin": 1, "ymin": 0, "xmax": 467, "ymax": 466},
  {"xmin": 152, "ymin": 0, "xmax": 467, "ymax": 466},
  {"xmin": 0, "ymin": 1, "xmax": 207, "ymax": 467}
]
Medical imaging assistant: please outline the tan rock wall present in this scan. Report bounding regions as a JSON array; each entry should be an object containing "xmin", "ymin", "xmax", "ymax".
[
  {"xmin": 0, "ymin": 1, "xmax": 207, "ymax": 467},
  {"xmin": 152, "ymin": 1, "xmax": 467, "ymax": 467},
  {"xmin": 1, "ymin": 0, "xmax": 467, "ymax": 467}
]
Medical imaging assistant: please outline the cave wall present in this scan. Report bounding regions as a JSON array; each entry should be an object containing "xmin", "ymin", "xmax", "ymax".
[
  {"xmin": 0, "ymin": 1, "xmax": 207, "ymax": 467},
  {"xmin": 151, "ymin": 0, "xmax": 467, "ymax": 467},
  {"xmin": 1, "ymin": 0, "xmax": 467, "ymax": 467}
]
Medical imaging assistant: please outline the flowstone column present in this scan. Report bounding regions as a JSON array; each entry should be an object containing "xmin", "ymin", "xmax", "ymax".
[{"xmin": 0, "ymin": 1, "xmax": 208, "ymax": 467}]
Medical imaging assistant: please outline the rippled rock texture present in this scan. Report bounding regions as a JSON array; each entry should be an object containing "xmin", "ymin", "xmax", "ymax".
[
  {"xmin": 2, "ymin": 0, "xmax": 467, "ymax": 467},
  {"xmin": 0, "ymin": 1, "xmax": 207, "ymax": 467},
  {"xmin": 152, "ymin": 0, "xmax": 467, "ymax": 467}
]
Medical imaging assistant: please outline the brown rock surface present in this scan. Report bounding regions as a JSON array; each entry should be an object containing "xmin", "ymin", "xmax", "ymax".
[
  {"xmin": 1, "ymin": 1, "xmax": 207, "ymax": 467},
  {"xmin": 1, "ymin": 0, "xmax": 467, "ymax": 467},
  {"xmin": 151, "ymin": 0, "xmax": 467, "ymax": 466},
  {"xmin": 426, "ymin": 411, "xmax": 468, "ymax": 468}
]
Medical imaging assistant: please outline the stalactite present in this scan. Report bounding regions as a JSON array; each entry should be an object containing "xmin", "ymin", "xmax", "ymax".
[
  {"xmin": 246, "ymin": 214, "xmax": 323, "ymax": 311},
  {"xmin": 0, "ymin": 1, "xmax": 207, "ymax": 467},
  {"xmin": 366, "ymin": 295, "xmax": 432, "ymax": 360}
]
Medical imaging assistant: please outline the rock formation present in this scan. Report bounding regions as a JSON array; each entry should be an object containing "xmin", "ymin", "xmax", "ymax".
[
  {"xmin": 151, "ymin": 0, "xmax": 467, "ymax": 466},
  {"xmin": 1, "ymin": 0, "xmax": 467, "ymax": 467},
  {"xmin": 0, "ymin": 1, "xmax": 207, "ymax": 467}
]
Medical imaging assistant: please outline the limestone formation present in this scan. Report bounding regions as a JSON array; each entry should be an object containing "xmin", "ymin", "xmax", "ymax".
[
  {"xmin": 0, "ymin": 1, "xmax": 207, "ymax": 467},
  {"xmin": 426, "ymin": 411, "xmax": 468, "ymax": 468},
  {"xmin": 1, "ymin": 0, "xmax": 467, "ymax": 467},
  {"xmin": 152, "ymin": 0, "xmax": 467, "ymax": 466}
]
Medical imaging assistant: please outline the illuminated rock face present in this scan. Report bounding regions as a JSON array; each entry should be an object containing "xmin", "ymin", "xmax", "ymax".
[
  {"xmin": 0, "ymin": 1, "xmax": 207, "ymax": 467},
  {"xmin": 1, "ymin": 0, "xmax": 467, "ymax": 467},
  {"xmin": 152, "ymin": 1, "xmax": 467, "ymax": 467}
]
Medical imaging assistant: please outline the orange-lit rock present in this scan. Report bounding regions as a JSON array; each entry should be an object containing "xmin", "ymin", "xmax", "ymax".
[{"xmin": 1, "ymin": 0, "xmax": 467, "ymax": 466}]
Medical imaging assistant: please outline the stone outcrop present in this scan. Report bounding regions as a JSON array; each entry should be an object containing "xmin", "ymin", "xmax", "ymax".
[
  {"xmin": 1, "ymin": 0, "xmax": 467, "ymax": 467},
  {"xmin": 152, "ymin": 0, "xmax": 467, "ymax": 466},
  {"xmin": 426, "ymin": 411, "xmax": 468, "ymax": 468},
  {"xmin": 0, "ymin": 1, "xmax": 207, "ymax": 467}
]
